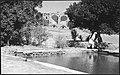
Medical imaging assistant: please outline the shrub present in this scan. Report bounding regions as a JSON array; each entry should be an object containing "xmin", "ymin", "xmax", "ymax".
[
  {"xmin": 31, "ymin": 26, "xmax": 48, "ymax": 45},
  {"xmin": 67, "ymin": 21, "xmax": 74, "ymax": 29},
  {"xmin": 68, "ymin": 41, "xmax": 86, "ymax": 48},
  {"xmin": 20, "ymin": 25, "xmax": 48, "ymax": 46},
  {"xmin": 99, "ymin": 23, "xmax": 116, "ymax": 35},
  {"xmin": 54, "ymin": 35, "xmax": 68, "ymax": 48},
  {"xmin": 95, "ymin": 42, "xmax": 109, "ymax": 49}
]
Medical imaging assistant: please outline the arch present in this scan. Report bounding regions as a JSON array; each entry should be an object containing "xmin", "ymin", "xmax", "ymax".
[
  {"xmin": 60, "ymin": 15, "xmax": 67, "ymax": 21},
  {"xmin": 51, "ymin": 14, "xmax": 58, "ymax": 24}
]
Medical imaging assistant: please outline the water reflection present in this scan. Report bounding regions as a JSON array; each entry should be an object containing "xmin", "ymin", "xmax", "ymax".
[{"xmin": 30, "ymin": 51, "xmax": 119, "ymax": 74}]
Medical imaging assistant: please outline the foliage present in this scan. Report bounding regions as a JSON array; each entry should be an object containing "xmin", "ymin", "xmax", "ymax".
[
  {"xmin": 67, "ymin": 21, "xmax": 74, "ymax": 29},
  {"xmin": 31, "ymin": 26, "xmax": 48, "ymax": 45},
  {"xmin": 55, "ymin": 35, "xmax": 68, "ymax": 48},
  {"xmin": 99, "ymin": 23, "xmax": 116, "ymax": 35},
  {"xmin": 20, "ymin": 25, "xmax": 48, "ymax": 46},
  {"xmin": 43, "ymin": 19, "xmax": 49, "ymax": 26},
  {"xmin": 1, "ymin": 0, "xmax": 43, "ymax": 46},
  {"xmin": 65, "ymin": 0, "xmax": 120, "ymax": 34},
  {"xmin": 95, "ymin": 42, "xmax": 109, "ymax": 49},
  {"xmin": 68, "ymin": 41, "xmax": 84, "ymax": 48}
]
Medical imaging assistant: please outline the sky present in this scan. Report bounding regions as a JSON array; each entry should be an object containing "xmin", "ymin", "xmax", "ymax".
[{"xmin": 35, "ymin": 1, "xmax": 80, "ymax": 13}]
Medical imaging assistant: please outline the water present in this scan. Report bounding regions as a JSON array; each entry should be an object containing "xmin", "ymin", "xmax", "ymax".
[{"xmin": 30, "ymin": 51, "xmax": 119, "ymax": 74}]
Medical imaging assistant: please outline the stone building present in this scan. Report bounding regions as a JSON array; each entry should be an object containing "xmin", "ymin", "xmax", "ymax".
[{"xmin": 42, "ymin": 12, "xmax": 69, "ymax": 28}]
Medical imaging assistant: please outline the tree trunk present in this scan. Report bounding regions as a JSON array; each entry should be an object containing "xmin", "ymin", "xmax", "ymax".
[
  {"xmin": 97, "ymin": 32, "xmax": 103, "ymax": 51},
  {"xmin": 7, "ymin": 40, "xmax": 10, "ymax": 46},
  {"xmin": 98, "ymin": 33, "xmax": 103, "ymax": 43}
]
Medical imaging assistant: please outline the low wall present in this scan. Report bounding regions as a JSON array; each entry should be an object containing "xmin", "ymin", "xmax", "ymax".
[
  {"xmin": 2, "ymin": 47, "xmax": 66, "ymax": 58},
  {"xmin": 68, "ymin": 40, "xmax": 89, "ymax": 48},
  {"xmin": 16, "ymin": 50, "xmax": 65, "ymax": 58}
]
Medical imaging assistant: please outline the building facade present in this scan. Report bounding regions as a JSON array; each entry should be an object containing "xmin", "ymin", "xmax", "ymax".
[{"xmin": 42, "ymin": 12, "xmax": 69, "ymax": 28}]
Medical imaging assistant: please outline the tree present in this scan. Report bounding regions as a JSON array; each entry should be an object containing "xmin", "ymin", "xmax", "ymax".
[
  {"xmin": 67, "ymin": 21, "xmax": 74, "ymax": 29},
  {"xmin": 65, "ymin": 0, "xmax": 120, "ymax": 34},
  {"xmin": 65, "ymin": 0, "xmax": 120, "ymax": 49},
  {"xmin": 1, "ymin": 0, "xmax": 43, "ymax": 46}
]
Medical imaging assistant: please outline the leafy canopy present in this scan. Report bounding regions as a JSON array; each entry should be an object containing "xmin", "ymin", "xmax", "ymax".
[
  {"xmin": 65, "ymin": 0, "xmax": 120, "ymax": 34},
  {"xmin": 1, "ymin": 0, "xmax": 43, "ymax": 46}
]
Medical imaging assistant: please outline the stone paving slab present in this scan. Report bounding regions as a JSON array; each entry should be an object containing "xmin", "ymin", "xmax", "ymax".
[{"xmin": 1, "ymin": 54, "xmax": 87, "ymax": 74}]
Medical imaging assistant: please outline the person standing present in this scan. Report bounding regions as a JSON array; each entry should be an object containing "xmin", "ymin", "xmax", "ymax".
[{"xmin": 71, "ymin": 28, "xmax": 77, "ymax": 41}]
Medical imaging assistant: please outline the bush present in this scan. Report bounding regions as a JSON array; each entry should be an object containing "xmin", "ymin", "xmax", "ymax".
[
  {"xmin": 99, "ymin": 23, "xmax": 116, "ymax": 35},
  {"xmin": 31, "ymin": 26, "xmax": 48, "ymax": 45},
  {"xmin": 54, "ymin": 35, "xmax": 68, "ymax": 48},
  {"xmin": 20, "ymin": 25, "xmax": 48, "ymax": 46},
  {"xmin": 67, "ymin": 21, "xmax": 74, "ymax": 29},
  {"xmin": 68, "ymin": 41, "xmax": 86, "ymax": 48},
  {"xmin": 95, "ymin": 42, "xmax": 109, "ymax": 49}
]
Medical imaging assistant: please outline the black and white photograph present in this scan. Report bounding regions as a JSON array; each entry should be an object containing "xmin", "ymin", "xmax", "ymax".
[{"xmin": 1, "ymin": 0, "xmax": 119, "ymax": 74}]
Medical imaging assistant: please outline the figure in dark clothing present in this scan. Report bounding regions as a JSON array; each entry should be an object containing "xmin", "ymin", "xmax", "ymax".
[
  {"xmin": 87, "ymin": 31, "xmax": 103, "ymax": 49},
  {"xmin": 85, "ymin": 35, "xmax": 91, "ymax": 41},
  {"xmin": 78, "ymin": 35, "xmax": 83, "ymax": 41},
  {"xmin": 85, "ymin": 32, "xmax": 94, "ymax": 41},
  {"xmin": 96, "ymin": 32, "xmax": 103, "ymax": 43},
  {"xmin": 71, "ymin": 29, "xmax": 77, "ymax": 41},
  {"xmin": 94, "ymin": 32, "xmax": 103, "ymax": 50}
]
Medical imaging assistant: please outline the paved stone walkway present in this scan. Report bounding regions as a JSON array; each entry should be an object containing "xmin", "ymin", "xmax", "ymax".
[{"xmin": 1, "ymin": 55, "xmax": 76, "ymax": 74}]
